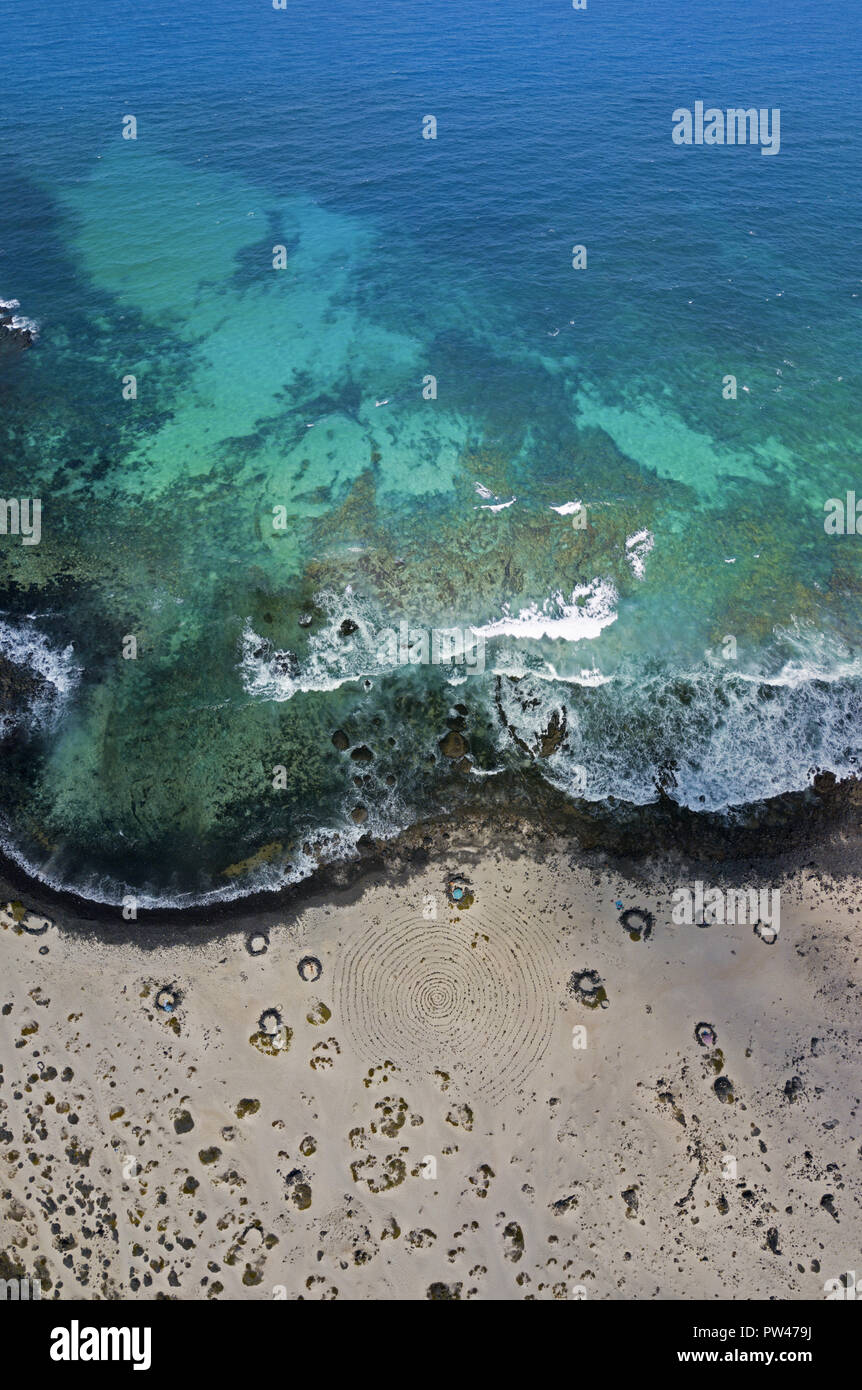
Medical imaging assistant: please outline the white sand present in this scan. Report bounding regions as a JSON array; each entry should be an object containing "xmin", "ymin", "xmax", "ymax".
[{"xmin": 1, "ymin": 841, "xmax": 860, "ymax": 1300}]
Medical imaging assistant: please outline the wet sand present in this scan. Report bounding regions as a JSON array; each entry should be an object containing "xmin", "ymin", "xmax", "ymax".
[{"xmin": 1, "ymin": 821, "xmax": 860, "ymax": 1301}]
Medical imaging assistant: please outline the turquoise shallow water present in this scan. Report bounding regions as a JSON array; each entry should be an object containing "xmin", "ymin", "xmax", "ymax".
[{"xmin": 1, "ymin": 0, "xmax": 861, "ymax": 904}]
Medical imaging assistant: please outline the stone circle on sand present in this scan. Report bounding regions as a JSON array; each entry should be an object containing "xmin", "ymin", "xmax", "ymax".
[
  {"xmin": 298, "ymin": 955, "xmax": 322, "ymax": 982},
  {"xmin": 259, "ymin": 1008, "xmax": 281, "ymax": 1035}
]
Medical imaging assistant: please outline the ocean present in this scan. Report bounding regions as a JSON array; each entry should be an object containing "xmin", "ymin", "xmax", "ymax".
[{"xmin": 1, "ymin": 0, "xmax": 861, "ymax": 905}]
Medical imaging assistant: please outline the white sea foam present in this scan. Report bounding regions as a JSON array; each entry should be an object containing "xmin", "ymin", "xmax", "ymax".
[
  {"xmin": 8, "ymin": 603, "xmax": 862, "ymax": 910},
  {"xmin": 240, "ymin": 591, "xmax": 385, "ymax": 702},
  {"xmin": 7, "ymin": 646, "xmax": 862, "ymax": 908},
  {"xmin": 241, "ymin": 589, "xmax": 485, "ymax": 702},
  {"xmin": 735, "ymin": 632, "xmax": 862, "ymax": 687},
  {"xmin": 0, "ymin": 819, "xmax": 372, "ymax": 911},
  {"xmin": 625, "ymin": 528, "xmax": 654, "ymax": 581},
  {"xmin": 0, "ymin": 617, "xmax": 80, "ymax": 734},
  {"xmin": 476, "ymin": 496, "xmax": 517, "ymax": 513},
  {"xmin": 526, "ymin": 657, "xmax": 862, "ymax": 813},
  {"xmin": 475, "ymin": 578, "xmax": 618, "ymax": 643},
  {"xmin": 544, "ymin": 663, "xmax": 613, "ymax": 687},
  {"xmin": 0, "ymin": 298, "xmax": 39, "ymax": 338}
]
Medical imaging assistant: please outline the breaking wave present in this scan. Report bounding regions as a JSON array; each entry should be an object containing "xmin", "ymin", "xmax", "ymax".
[
  {"xmin": 2, "ymin": 602, "xmax": 861, "ymax": 911},
  {"xmin": 0, "ymin": 616, "xmax": 80, "ymax": 735}
]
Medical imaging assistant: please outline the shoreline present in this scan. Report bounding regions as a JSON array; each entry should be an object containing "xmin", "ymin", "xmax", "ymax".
[{"xmin": 2, "ymin": 764, "xmax": 860, "ymax": 944}]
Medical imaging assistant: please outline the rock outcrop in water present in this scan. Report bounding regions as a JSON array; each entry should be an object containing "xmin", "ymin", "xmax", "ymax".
[
  {"xmin": 0, "ymin": 299, "xmax": 37, "ymax": 362},
  {"xmin": 0, "ymin": 652, "xmax": 47, "ymax": 732}
]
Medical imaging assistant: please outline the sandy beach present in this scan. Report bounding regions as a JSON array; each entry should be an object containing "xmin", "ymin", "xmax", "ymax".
[{"xmin": 2, "ymin": 819, "xmax": 860, "ymax": 1302}]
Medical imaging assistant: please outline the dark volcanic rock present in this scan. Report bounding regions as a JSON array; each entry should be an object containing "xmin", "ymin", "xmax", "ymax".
[
  {"xmin": 426, "ymin": 1282, "xmax": 462, "ymax": 1300},
  {"xmin": 249, "ymin": 637, "xmax": 297, "ymax": 675},
  {"xmin": 568, "ymin": 968, "xmax": 608, "ymax": 1009},
  {"xmin": 439, "ymin": 730, "xmax": 468, "ymax": 760},
  {"xmin": 538, "ymin": 708, "xmax": 566, "ymax": 758},
  {"xmin": 621, "ymin": 1186, "xmax": 639, "ymax": 1217},
  {"xmin": 620, "ymin": 907, "xmax": 654, "ymax": 941},
  {"xmin": 820, "ymin": 1193, "xmax": 839, "ymax": 1221},
  {"xmin": 0, "ymin": 653, "xmax": 47, "ymax": 723},
  {"xmin": 713, "ymin": 1076, "xmax": 734, "ymax": 1104},
  {"xmin": 272, "ymin": 649, "xmax": 299, "ymax": 677},
  {"xmin": 784, "ymin": 1075, "xmax": 804, "ymax": 1103},
  {"xmin": 0, "ymin": 299, "xmax": 37, "ymax": 362}
]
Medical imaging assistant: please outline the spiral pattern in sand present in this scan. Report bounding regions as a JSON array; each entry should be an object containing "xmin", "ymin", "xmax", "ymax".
[{"xmin": 335, "ymin": 900, "xmax": 558, "ymax": 1102}]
